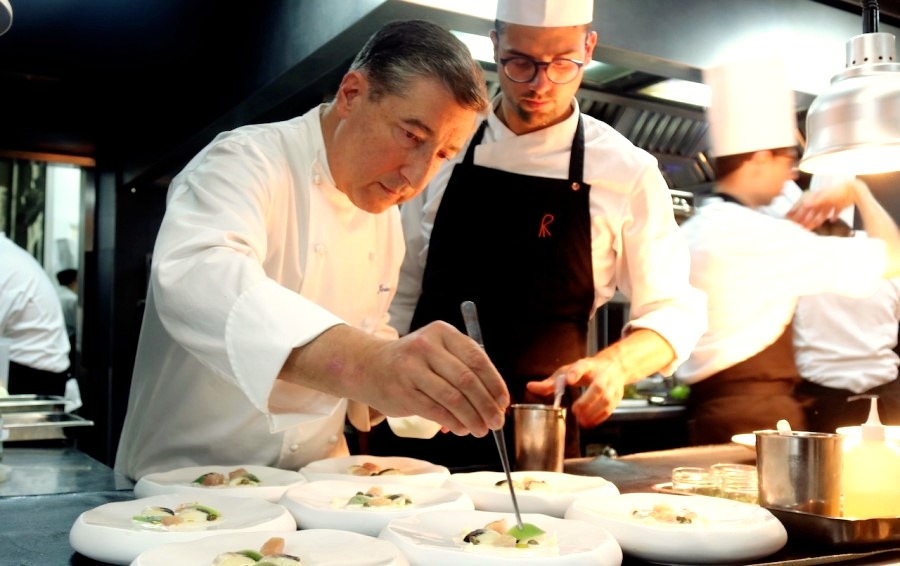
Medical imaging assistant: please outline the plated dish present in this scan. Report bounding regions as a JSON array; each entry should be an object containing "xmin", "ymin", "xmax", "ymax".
[
  {"xmin": 380, "ymin": 509, "xmax": 621, "ymax": 565},
  {"xmin": 836, "ymin": 425, "xmax": 900, "ymax": 444},
  {"xmin": 444, "ymin": 470, "xmax": 619, "ymax": 517},
  {"xmin": 731, "ymin": 433, "xmax": 756, "ymax": 449},
  {"xmin": 69, "ymin": 493, "xmax": 296, "ymax": 565},
  {"xmin": 299, "ymin": 455, "xmax": 450, "ymax": 487},
  {"xmin": 279, "ymin": 479, "xmax": 474, "ymax": 537},
  {"xmin": 566, "ymin": 492, "xmax": 786, "ymax": 565},
  {"xmin": 131, "ymin": 528, "xmax": 410, "ymax": 566},
  {"xmin": 134, "ymin": 465, "xmax": 307, "ymax": 502}
]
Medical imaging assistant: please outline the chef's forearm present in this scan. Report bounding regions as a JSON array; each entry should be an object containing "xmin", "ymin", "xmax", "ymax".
[
  {"xmin": 596, "ymin": 328, "xmax": 677, "ymax": 384},
  {"xmin": 853, "ymin": 180, "xmax": 900, "ymax": 277},
  {"xmin": 277, "ymin": 324, "xmax": 374, "ymax": 397}
]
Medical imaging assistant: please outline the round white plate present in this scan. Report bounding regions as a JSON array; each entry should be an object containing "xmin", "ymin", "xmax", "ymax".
[
  {"xmin": 300, "ymin": 455, "xmax": 450, "ymax": 487},
  {"xmin": 134, "ymin": 465, "xmax": 307, "ymax": 502},
  {"xmin": 131, "ymin": 528, "xmax": 409, "ymax": 566},
  {"xmin": 443, "ymin": 471, "xmax": 619, "ymax": 517},
  {"xmin": 279, "ymin": 480, "xmax": 474, "ymax": 537},
  {"xmin": 565, "ymin": 492, "xmax": 786, "ymax": 565},
  {"xmin": 379, "ymin": 509, "xmax": 622, "ymax": 565},
  {"xmin": 69, "ymin": 493, "xmax": 297, "ymax": 565},
  {"xmin": 731, "ymin": 433, "xmax": 756, "ymax": 449}
]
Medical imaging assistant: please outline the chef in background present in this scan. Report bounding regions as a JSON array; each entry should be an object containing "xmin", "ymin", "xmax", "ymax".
[
  {"xmin": 380, "ymin": 0, "xmax": 706, "ymax": 468},
  {"xmin": 0, "ymin": 232, "xmax": 70, "ymax": 395},
  {"xmin": 115, "ymin": 20, "xmax": 508, "ymax": 480},
  {"xmin": 677, "ymin": 56, "xmax": 900, "ymax": 444},
  {"xmin": 761, "ymin": 179, "xmax": 900, "ymax": 430}
]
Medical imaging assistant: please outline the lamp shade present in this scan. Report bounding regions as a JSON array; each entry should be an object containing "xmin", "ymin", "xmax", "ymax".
[
  {"xmin": 800, "ymin": 32, "xmax": 900, "ymax": 175},
  {"xmin": 0, "ymin": 0, "xmax": 11, "ymax": 36}
]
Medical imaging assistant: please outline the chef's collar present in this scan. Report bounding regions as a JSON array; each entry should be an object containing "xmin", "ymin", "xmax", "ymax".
[
  {"xmin": 312, "ymin": 103, "xmax": 337, "ymax": 190},
  {"xmin": 487, "ymin": 94, "xmax": 581, "ymax": 139},
  {"xmin": 713, "ymin": 191, "xmax": 749, "ymax": 207}
]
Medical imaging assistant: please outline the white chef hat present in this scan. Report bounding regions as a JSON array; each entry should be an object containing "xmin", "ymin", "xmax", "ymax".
[
  {"xmin": 496, "ymin": 0, "xmax": 593, "ymax": 27},
  {"xmin": 704, "ymin": 55, "xmax": 797, "ymax": 157}
]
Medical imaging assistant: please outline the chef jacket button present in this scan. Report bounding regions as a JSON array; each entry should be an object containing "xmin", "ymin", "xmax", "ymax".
[
  {"xmin": 328, "ymin": 434, "xmax": 339, "ymax": 444},
  {"xmin": 315, "ymin": 243, "xmax": 325, "ymax": 255},
  {"xmin": 368, "ymin": 252, "xmax": 375, "ymax": 261},
  {"xmin": 290, "ymin": 443, "xmax": 300, "ymax": 452},
  {"xmin": 571, "ymin": 182, "xmax": 581, "ymax": 191},
  {"xmin": 313, "ymin": 174, "xmax": 322, "ymax": 185}
]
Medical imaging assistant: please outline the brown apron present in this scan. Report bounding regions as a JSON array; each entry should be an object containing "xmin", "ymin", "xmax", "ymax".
[{"xmin": 687, "ymin": 322, "xmax": 807, "ymax": 445}]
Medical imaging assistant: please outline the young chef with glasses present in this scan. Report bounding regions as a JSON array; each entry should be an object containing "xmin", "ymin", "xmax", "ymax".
[
  {"xmin": 115, "ymin": 20, "xmax": 508, "ymax": 480},
  {"xmin": 677, "ymin": 56, "xmax": 900, "ymax": 444},
  {"xmin": 380, "ymin": 0, "xmax": 707, "ymax": 468}
]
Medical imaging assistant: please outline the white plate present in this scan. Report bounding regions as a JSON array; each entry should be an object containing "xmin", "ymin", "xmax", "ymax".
[
  {"xmin": 69, "ymin": 493, "xmax": 297, "ymax": 565},
  {"xmin": 300, "ymin": 455, "xmax": 450, "ymax": 487},
  {"xmin": 731, "ymin": 433, "xmax": 756, "ymax": 449},
  {"xmin": 617, "ymin": 399, "xmax": 649, "ymax": 408},
  {"xmin": 134, "ymin": 465, "xmax": 307, "ymax": 502},
  {"xmin": 131, "ymin": 528, "xmax": 409, "ymax": 566},
  {"xmin": 565, "ymin": 492, "xmax": 787, "ymax": 565},
  {"xmin": 443, "ymin": 471, "xmax": 619, "ymax": 517},
  {"xmin": 279, "ymin": 480, "xmax": 474, "ymax": 537},
  {"xmin": 379, "ymin": 509, "xmax": 622, "ymax": 565}
]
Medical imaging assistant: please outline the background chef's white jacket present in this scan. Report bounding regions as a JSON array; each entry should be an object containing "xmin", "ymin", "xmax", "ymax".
[
  {"xmin": 391, "ymin": 98, "xmax": 707, "ymax": 375},
  {"xmin": 115, "ymin": 105, "xmax": 403, "ymax": 480},
  {"xmin": 0, "ymin": 232, "xmax": 70, "ymax": 373},
  {"xmin": 793, "ymin": 240, "xmax": 900, "ymax": 394},
  {"xmin": 677, "ymin": 198, "xmax": 887, "ymax": 383}
]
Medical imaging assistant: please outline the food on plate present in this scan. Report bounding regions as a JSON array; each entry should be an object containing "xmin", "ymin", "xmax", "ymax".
[
  {"xmin": 334, "ymin": 486, "xmax": 413, "ymax": 509},
  {"xmin": 132, "ymin": 502, "xmax": 222, "ymax": 529},
  {"xmin": 212, "ymin": 536, "xmax": 303, "ymax": 566},
  {"xmin": 494, "ymin": 477, "xmax": 550, "ymax": 491},
  {"xmin": 193, "ymin": 467, "xmax": 262, "ymax": 487},
  {"xmin": 631, "ymin": 503, "xmax": 701, "ymax": 525},
  {"xmin": 346, "ymin": 461, "xmax": 403, "ymax": 476},
  {"xmin": 458, "ymin": 518, "xmax": 556, "ymax": 551}
]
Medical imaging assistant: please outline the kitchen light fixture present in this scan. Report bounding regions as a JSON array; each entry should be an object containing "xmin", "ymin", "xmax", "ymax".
[
  {"xmin": 0, "ymin": 0, "xmax": 12, "ymax": 36},
  {"xmin": 800, "ymin": 0, "xmax": 900, "ymax": 175}
]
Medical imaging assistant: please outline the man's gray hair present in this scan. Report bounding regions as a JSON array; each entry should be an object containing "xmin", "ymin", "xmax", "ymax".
[{"xmin": 349, "ymin": 19, "xmax": 489, "ymax": 113}]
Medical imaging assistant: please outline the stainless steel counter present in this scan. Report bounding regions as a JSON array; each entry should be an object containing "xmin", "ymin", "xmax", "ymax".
[{"xmin": 0, "ymin": 447, "xmax": 133, "ymax": 497}]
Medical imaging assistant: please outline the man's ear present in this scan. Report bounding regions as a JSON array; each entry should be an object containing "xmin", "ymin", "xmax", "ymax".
[
  {"xmin": 334, "ymin": 70, "xmax": 368, "ymax": 118},
  {"xmin": 490, "ymin": 29, "xmax": 500, "ymax": 63}
]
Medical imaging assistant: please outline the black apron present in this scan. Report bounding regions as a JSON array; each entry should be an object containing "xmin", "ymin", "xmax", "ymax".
[
  {"xmin": 368, "ymin": 117, "xmax": 594, "ymax": 470},
  {"xmin": 686, "ymin": 193, "xmax": 806, "ymax": 444}
]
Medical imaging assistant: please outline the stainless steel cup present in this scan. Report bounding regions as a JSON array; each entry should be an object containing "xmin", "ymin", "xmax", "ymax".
[
  {"xmin": 511, "ymin": 403, "xmax": 565, "ymax": 472},
  {"xmin": 755, "ymin": 430, "xmax": 844, "ymax": 516}
]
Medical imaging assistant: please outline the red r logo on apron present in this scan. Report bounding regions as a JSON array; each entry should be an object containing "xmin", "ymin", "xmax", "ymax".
[{"xmin": 538, "ymin": 213, "xmax": 555, "ymax": 238}]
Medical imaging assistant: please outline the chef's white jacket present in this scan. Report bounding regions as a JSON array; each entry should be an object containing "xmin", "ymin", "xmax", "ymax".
[
  {"xmin": 0, "ymin": 232, "xmax": 70, "ymax": 373},
  {"xmin": 115, "ymin": 105, "xmax": 403, "ymax": 480},
  {"xmin": 391, "ymin": 98, "xmax": 707, "ymax": 375},
  {"xmin": 678, "ymin": 198, "xmax": 887, "ymax": 383},
  {"xmin": 793, "ymin": 240, "xmax": 900, "ymax": 394}
]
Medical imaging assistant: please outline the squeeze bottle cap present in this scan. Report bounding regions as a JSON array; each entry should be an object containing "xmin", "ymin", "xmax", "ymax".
[{"xmin": 849, "ymin": 394, "xmax": 886, "ymax": 442}]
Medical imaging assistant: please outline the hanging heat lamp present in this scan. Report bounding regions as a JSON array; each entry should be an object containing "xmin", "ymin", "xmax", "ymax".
[{"xmin": 800, "ymin": 0, "xmax": 900, "ymax": 175}]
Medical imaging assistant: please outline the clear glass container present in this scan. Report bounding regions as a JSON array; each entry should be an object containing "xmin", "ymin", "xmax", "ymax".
[
  {"xmin": 721, "ymin": 471, "xmax": 759, "ymax": 504},
  {"xmin": 671, "ymin": 466, "xmax": 719, "ymax": 496}
]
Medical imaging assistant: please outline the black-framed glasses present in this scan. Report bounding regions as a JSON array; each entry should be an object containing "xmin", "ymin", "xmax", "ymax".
[{"xmin": 498, "ymin": 56, "xmax": 585, "ymax": 84}]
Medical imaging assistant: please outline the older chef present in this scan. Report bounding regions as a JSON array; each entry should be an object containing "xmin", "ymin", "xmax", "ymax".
[
  {"xmin": 677, "ymin": 56, "xmax": 900, "ymax": 444},
  {"xmin": 115, "ymin": 20, "xmax": 506, "ymax": 480},
  {"xmin": 380, "ymin": 0, "xmax": 706, "ymax": 468}
]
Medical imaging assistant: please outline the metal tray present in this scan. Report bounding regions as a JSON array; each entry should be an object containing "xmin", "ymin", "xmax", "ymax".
[
  {"xmin": 765, "ymin": 507, "xmax": 900, "ymax": 546},
  {"xmin": 2, "ymin": 411, "xmax": 94, "ymax": 441},
  {"xmin": 0, "ymin": 395, "xmax": 67, "ymax": 414}
]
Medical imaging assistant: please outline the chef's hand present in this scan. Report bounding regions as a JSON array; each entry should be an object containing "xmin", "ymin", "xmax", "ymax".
[
  {"xmin": 786, "ymin": 179, "xmax": 864, "ymax": 229},
  {"xmin": 526, "ymin": 354, "xmax": 626, "ymax": 428},
  {"xmin": 526, "ymin": 328, "xmax": 677, "ymax": 428},
  {"xmin": 278, "ymin": 322, "xmax": 509, "ymax": 438}
]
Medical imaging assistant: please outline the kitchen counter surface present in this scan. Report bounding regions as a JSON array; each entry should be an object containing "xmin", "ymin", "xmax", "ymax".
[{"xmin": 1, "ymin": 445, "xmax": 898, "ymax": 565}]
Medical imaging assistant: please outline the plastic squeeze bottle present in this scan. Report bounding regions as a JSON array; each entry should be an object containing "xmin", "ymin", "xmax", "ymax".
[{"xmin": 840, "ymin": 395, "xmax": 900, "ymax": 518}]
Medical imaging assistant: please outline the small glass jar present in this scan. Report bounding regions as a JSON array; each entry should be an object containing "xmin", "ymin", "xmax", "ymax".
[
  {"xmin": 672, "ymin": 466, "xmax": 719, "ymax": 496},
  {"xmin": 721, "ymin": 472, "xmax": 759, "ymax": 504}
]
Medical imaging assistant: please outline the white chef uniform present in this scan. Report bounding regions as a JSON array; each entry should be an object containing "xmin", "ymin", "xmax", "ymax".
[
  {"xmin": 115, "ymin": 105, "xmax": 404, "ymax": 480},
  {"xmin": 0, "ymin": 232, "xmax": 70, "ymax": 374},
  {"xmin": 391, "ymin": 97, "xmax": 707, "ymax": 372},
  {"xmin": 678, "ymin": 201, "xmax": 887, "ymax": 384}
]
